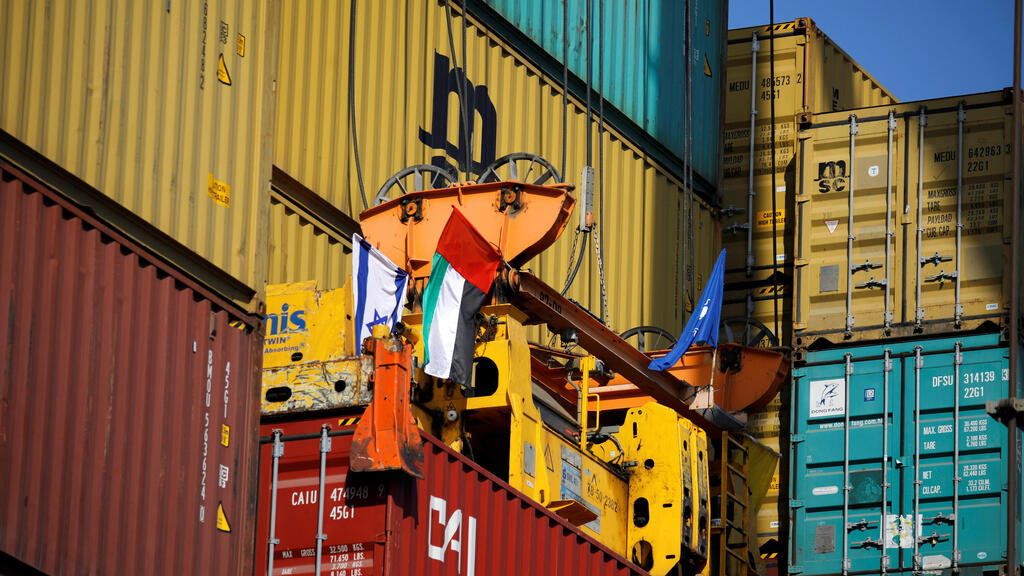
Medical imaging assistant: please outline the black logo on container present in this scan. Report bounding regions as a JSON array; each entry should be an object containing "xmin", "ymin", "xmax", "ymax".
[
  {"xmin": 418, "ymin": 53, "xmax": 497, "ymax": 177},
  {"xmin": 815, "ymin": 160, "xmax": 848, "ymax": 193}
]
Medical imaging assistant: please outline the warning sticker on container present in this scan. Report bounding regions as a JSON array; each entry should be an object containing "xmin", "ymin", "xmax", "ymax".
[
  {"xmin": 207, "ymin": 173, "xmax": 231, "ymax": 207},
  {"xmin": 808, "ymin": 378, "xmax": 845, "ymax": 418},
  {"xmin": 756, "ymin": 209, "xmax": 786, "ymax": 228},
  {"xmin": 825, "ymin": 219, "xmax": 839, "ymax": 234},
  {"xmin": 216, "ymin": 501, "xmax": 231, "ymax": 533},
  {"xmin": 217, "ymin": 54, "xmax": 232, "ymax": 85}
]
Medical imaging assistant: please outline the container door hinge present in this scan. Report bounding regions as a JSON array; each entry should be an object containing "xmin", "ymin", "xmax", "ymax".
[
  {"xmin": 985, "ymin": 398, "xmax": 1024, "ymax": 425},
  {"xmin": 790, "ymin": 499, "xmax": 804, "ymax": 509},
  {"xmin": 790, "ymin": 433, "xmax": 804, "ymax": 444},
  {"xmin": 789, "ymin": 565, "xmax": 804, "ymax": 574}
]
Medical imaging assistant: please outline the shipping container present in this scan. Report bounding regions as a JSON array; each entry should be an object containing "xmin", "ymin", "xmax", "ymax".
[
  {"xmin": 789, "ymin": 333, "xmax": 1021, "ymax": 576},
  {"xmin": 272, "ymin": 0, "xmax": 718, "ymax": 340},
  {"xmin": 255, "ymin": 416, "xmax": 649, "ymax": 576},
  {"xmin": 720, "ymin": 19, "xmax": 896, "ymax": 348},
  {"xmin": 0, "ymin": 0, "xmax": 280, "ymax": 310},
  {"xmin": 746, "ymin": 394, "xmax": 786, "ymax": 549},
  {"xmin": 792, "ymin": 90, "xmax": 1018, "ymax": 354},
  {"xmin": 0, "ymin": 161, "xmax": 263, "ymax": 575},
  {"xmin": 475, "ymin": 0, "xmax": 725, "ymax": 192}
]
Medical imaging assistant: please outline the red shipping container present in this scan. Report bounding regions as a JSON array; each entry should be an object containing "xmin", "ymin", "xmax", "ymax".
[
  {"xmin": 255, "ymin": 416, "xmax": 651, "ymax": 576},
  {"xmin": 0, "ymin": 158, "xmax": 263, "ymax": 575}
]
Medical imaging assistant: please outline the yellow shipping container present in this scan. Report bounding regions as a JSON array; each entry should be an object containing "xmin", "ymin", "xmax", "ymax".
[
  {"xmin": 793, "ymin": 90, "xmax": 1018, "ymax": 355},
  {"xmin": 271, "ymin": 0, "xmax": 717, "ymax": 338},
  {"xmin": 720, "ymin": 19, "xmax": 896, "ymax": 347},
  {"xmin": 0, "ymin": 0, "xmax": 279, "ymax": 310},
  {"xmin": 745, "ymin": 394, "xmax": 786, "ymax": 549}
]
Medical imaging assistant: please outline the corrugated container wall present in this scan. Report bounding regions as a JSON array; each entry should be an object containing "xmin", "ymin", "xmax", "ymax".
[
  {"xmin": 792, "ymin": 90, "xmax": 1018, "ymax": 355},
  {"xmin": 0, "ymin": 0, "xmax": 280, "ymax": 311},
  {"xmin": 476, "ymin": 0, "xmax": 725, "ymax": 193},
  {"xmin": 268, "ymin": 193, "xmax": 352, "ymax": 291},
  {"xmin": 0, "ymin": 163, "xmax": 262, "ymax": 575},
  {"xmin": 255, "ymin": 417, "xmax": 649, "ymax": 576},
  {"xmin": 720, "ymin": 19, "xmax": 896, "ymax": 349},
  {"xmin": 272, "ymin": 0, "xmax": 718, "ymax": 339},
  {"xmin": 790, "ymin": 334, "xmax": 1021, "ymax": 576}
]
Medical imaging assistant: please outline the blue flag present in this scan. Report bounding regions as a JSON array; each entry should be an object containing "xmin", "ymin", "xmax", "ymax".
[
  {"xmin": 648, "ymin": 249, "xmax": 726, "ymax": 371},
  {"xmin": 353, "ymin": 234, "xmax": 410, "ymax": 345}
]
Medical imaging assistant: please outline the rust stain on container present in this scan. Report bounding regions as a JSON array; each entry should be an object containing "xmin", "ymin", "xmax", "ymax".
[
  {"xmin": 0, "ymin": 163, "xmax": 262, "ymax": 575},
  {"xmin": 255, "ymin": 416, "xmax": 649, "ymax": 576}
]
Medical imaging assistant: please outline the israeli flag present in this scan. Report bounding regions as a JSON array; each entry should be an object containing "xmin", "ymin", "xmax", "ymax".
[
  {"xmin": 649, "ymin": 249, "xmax": 726, "ymax": 371},
  {"xmin": 352, "ymin": 234, "xmax": 409, "ymax": 345}
]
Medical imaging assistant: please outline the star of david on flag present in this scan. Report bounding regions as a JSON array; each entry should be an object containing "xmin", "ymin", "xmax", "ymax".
[{"xmin": 352, "ymin": 234, "xmax": 409, "ymax": 345}]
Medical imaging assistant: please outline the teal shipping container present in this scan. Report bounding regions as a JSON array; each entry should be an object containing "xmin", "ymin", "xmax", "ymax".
[
  {"xmin": 790, "ymin": 334, "xmax": 1021, "ymax": 576},
  {"xmin": 472, "ymin": 0, "xmax": 725, "ymax": 199}
]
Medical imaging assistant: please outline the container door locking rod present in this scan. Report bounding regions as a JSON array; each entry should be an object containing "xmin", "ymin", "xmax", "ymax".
[
  {"xmin": 845, "ymin": 116, "xmax": 859, "ymax": 336},
  {"xmin": 952, "ymin": 342, "xmax": 962, "ymax": 571},
  {"xmin": 881, "ymin": 349, "xmax": 892, "ymax": 575},
  {"xmin": 267, "ymin": 430, "xmax": 284, "ymax": 576},
  {"xmin": 314, "ymin": 424, "xmax": 331, "ymax": 576},
  {"xmin": 954, "ymin": 104, "xmax": 965, "ymax": 326},
  {"xmin": 842, "ymin": 353, "xmax": 852, "ymax": 576},
  {"xmin": 884, "ymin": 113, "xmax": 895, "ymax": 333},
  {"xmin": 746, "ymin": 32, "xmax": 760, "ymax": 279},
  {"xmin": 913, "ymin": 346, "xmax": 924, "ymax": 574},
  {"xmin": 915, "ymin": 111, "xmax": 928, "ymax": 330}
]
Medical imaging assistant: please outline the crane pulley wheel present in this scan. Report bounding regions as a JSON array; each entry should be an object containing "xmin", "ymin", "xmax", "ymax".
[
  {"xmin": 374, "ymin": 164, "xmax": 458, "ymax": 206},
  {"xmin": 619, "ymin": 325, "xmax": 678, "ymax": 353},
  {"xmin": 479, "ymin": 153, "xmax": 563, "ymax": 185},
  {"xmin": 719, "ymin": 316, "xmax": 779, "ymax": 349}
]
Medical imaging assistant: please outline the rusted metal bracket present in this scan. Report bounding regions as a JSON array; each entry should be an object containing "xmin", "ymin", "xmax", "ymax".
[
  {"xmin": 350, "ymin": 331, "xmax": 424, "ymax": 478},
  {"xmin": 503, "ymin": 269, "xmax": 720, "ymax": 435}
]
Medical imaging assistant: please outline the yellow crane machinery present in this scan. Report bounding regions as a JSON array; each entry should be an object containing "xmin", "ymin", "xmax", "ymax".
[{"xmin": 261, "ymin": 179, "xmax": 788, "ymax": 575}]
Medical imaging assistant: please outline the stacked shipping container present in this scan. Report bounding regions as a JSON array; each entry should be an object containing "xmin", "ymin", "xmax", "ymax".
[
  {"xmin": 721, "ymin": 19, "xmax": 897, "ymax": 556},
  {"xmin": 792, "ymin": 90, "xmax": 1017, "ymax": 353},
  {"xmin": 477, "ymin": 0, "xmax": 725, "ymax": 194},
  {"xmin": 785, "ymin": 88, "xmax": 1024, "ymax": 576},
  {"xmin": 721, "ymin": 19, "xmax": 896, "ymax": 349},
  {"xmin": 255, "ymin": 417, "xmax": 649, "ymax": 576},
  {"xmin": 270, "ymin": 0, "xmax": 721, "ymax": 341},
  {"xmin": 0, "ymin": 161, "xmax": 263, "ymax": 575},
  {"xmin": 0, "ymin": 1, "xmax": 278, "ymax": 573},
  {"xmin": 0, "ymin": 0, "xmax": 280, "ymax": 313}
]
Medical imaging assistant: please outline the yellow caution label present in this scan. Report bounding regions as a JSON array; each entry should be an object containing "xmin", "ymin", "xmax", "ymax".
[
  {"xmin": 217, "ymin": 54, "xmax": 232, "ymax": 85},
  {"xmin": 207, "ymin": 173, "xmax": 230, "ymax": 207},
  {"xmin": 236, "ymin": 33, "xmax": 246, "ymax": 57},
  {"xmin": 216, "ymin": 502, "xmax": 231, "ymax": 533},
  {"xmin": 756, "ymin": 209, "xmax": 786, "ymax": 228},
  {"xmin": 221, "ymin": 424, "xmax": 230, "ymax": 447},
  {"xmin": 338, "ymin": 417, "xmax": 360, "ymax": 426},
  {"xmin": 770, "ymin": 473, "xmax": 780, "ymax": 491},
  {"xmin": 704, "ymin": 55, "xmax": 712, "ymax": 77}
]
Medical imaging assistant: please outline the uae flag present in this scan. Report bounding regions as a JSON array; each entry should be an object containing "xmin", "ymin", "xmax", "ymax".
[{"xmin": 422, "ymin": 208, "xmax": 501, "ymax": 385}]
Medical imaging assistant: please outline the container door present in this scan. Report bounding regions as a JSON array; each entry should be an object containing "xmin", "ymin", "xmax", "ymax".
[
  {"xmin": 899, "ymin": 339, "xmax": 1008, "ymax": 573},
  {"xmin": 255, "ymin": 420, "xmax": 388, "ymax": 576},
  {"xmin": 790, "ymin": 351, "xmax": 900, "ymax": 575},
  {"xmin": 907, "ymin": 103, "xmax": 1011, "ymax": 331}
]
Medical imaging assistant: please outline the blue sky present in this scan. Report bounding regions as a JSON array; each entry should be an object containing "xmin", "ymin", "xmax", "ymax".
[{"xmin": 728, "ymin": 0, "xmax": 1021, "ymax": 102}]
